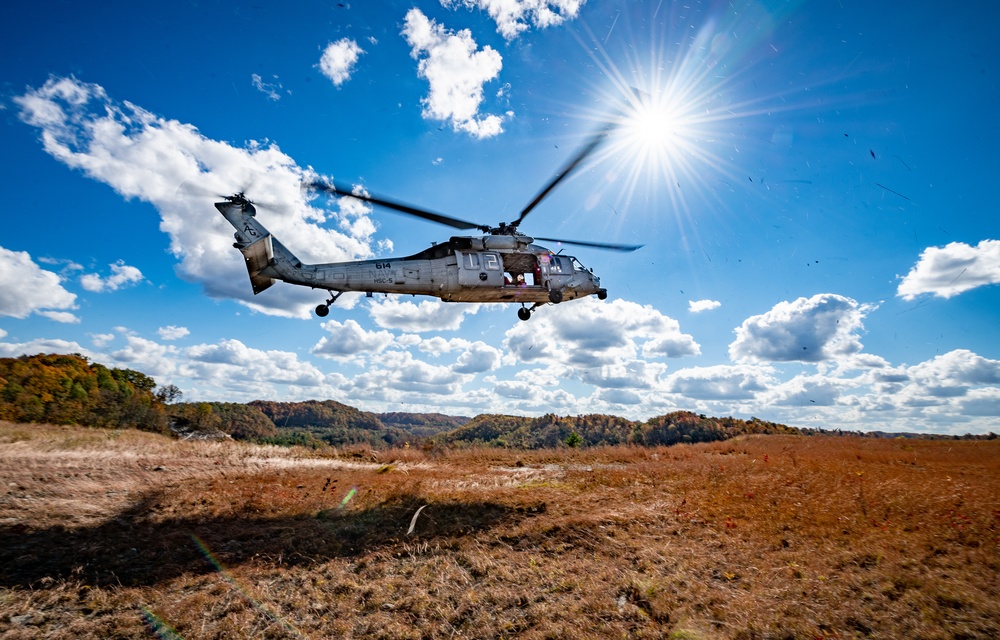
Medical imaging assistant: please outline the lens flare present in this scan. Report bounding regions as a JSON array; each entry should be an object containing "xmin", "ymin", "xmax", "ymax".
[
  {"xmin": 191, "ymin": 534, "xmax": 306, "ymax": 638},
  {"xmin": 564, "ymin": 2, "xmax": 822, "ymax": 244}
]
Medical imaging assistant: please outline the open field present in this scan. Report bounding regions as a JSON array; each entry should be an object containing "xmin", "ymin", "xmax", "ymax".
[{"xmin": 1, "ymin": 421, "xmax": 998, "ymax": 639}]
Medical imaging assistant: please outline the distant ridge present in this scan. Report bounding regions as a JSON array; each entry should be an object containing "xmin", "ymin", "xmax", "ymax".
[{"xmin": 2, "ymin": 354, "xmax": 994, "ymax": 447}]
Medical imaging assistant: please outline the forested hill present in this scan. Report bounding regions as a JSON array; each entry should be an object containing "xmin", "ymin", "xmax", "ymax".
[
  {"xmin": 441, "ymin": 412, "xmax": 800, "ymax": 448},
  {"xmin": 0, "ymin": 353, "xmax": 168, "ymax": 432},
  {"xmin": 1, "ymin": 353, "xmax": 811, "ymax": 449}
]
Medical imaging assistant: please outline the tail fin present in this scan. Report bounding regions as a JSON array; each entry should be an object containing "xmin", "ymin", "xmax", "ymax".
[{"xmin": 215, "ymin": 196, "xmax": 300, "ymax": 295}]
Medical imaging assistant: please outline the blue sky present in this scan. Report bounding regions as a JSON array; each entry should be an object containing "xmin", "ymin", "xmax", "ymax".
[{"xmin": 2, "ymin": 0, "xmax": 998, "ymax": 433}]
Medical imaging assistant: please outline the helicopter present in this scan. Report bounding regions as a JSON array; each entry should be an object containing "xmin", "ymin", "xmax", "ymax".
[{"xmin": 215, "ymin": 127, "xmax": 642, "ymax": 322}]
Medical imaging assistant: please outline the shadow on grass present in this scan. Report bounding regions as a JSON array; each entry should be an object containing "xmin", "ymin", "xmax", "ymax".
[{"xmin": 0, "ymin": 493, "xmax": 540, "ymax": 588}]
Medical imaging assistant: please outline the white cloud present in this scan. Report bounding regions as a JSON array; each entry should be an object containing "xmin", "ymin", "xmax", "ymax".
[
  {"xmin": 318, "ymin": 38, "xmax": 364, "ymax": 87},
  {"xmin": 759, "ymin": 373, "xmax": 852, "ymax": 407},
  {"xmin": 184, "ymin": 338, "xmax": 326, "ymax": 387},
  {"xmin": 15, "ymin": 76, "xmax": 381, "ymax": 319},
  {"xmin": 597, "ymin": 388, "xmax": 643, "ymax": 405},
  {"xmin": 110, "ymin": 336, "xmax": 179, "ymax": 377},
  {"xmin": 443, "ymin": 0, "xmax": 587, "ymax": 40},
  {"xmin": 417, "ymin": 336, "xmax": 464, "ymax": 356},
  {"xmin": 831, "ymin": 349, "xmax": 1000, "ymax": 428},
  {"xmin": 454, "ymin": 341, "xmax": 503, "ymax": 373},
  {"xmin": 958, "ymin": 387, "xmax": 1000, "ymax": 417},
  {"xmin": 906, "ymin": 349, "xmax": 1000, "ymax": 394},
  {"xmin": 80, "ymin": 260, "xmax": 144, "ymax": 293},
  {"xmin": 0, "ymin": 246, "xmax": 77, "ymax": 320},
  {"xmin": 504, "ymin": 297, "xmax": 699, "ymax": 368},
  {"xmin": 91, "ymin": 333, "xmax": 115, "ymax": 347},
  {"xmin": 368, "ymin": 297, "xmax": 481, "ymax": 332},
  {"xmin": 311, "ymin": 319, "xmax": 394, "ymax": 359},
  {"xmin": 251, "ymin": 73, "xmax": 284, "ymax": 100},
  {"xmin": 689, "ymin": 299, "xmax": 721, "ymax": 313},
  {"xmin": 346, "ymin": 350, "xmax": 466, "ymax": 399},
  {"xmin": 729, "ymin": 294, "xmax": 871, "ymax": 364},
  {"xmin": 38, "ymin": 311, "xmax": 81, "ymax": 324},
  {"xmin": 0, "ymin": 337, "xmax": 93, "ymax": 359},
  {"xmin": 158, "ymin": 325, "xmax": 190, "ymax": 341},
  {"xmin": 897, "ymin": 239, "xmax": 1000, "ymax": 300},
  {"xmin": 0, "ymin": 329, "xmax": 6, "ymax": 339},
  {"xmin": 578, "ymin": 360, "xmax": 668, "ymax": 390},
  {"xmin": 665, "ymin": 364, "xmax": 776, "ymax": 401},
  {"xmin": 402, "ymin": 8, "xmax": 506, "ymax": 138}
]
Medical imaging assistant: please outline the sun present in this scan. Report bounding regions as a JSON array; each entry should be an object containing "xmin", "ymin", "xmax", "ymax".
[{"xmin": 564, "ymin": 6, "xmax": 800, "ymax": 234}]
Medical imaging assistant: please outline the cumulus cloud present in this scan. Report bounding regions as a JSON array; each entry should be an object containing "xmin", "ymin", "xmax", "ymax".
[
  {"xmin": 443, "ymin": 0, "xmax": 586, "ymax": 40},
  {"xmin": 402, "ymin": 8, "xmax": 507, "ymax": 138},
  {"xmin": 91, "ymin": 333, "xmax": 115, "ymax": 347},
  {"xmin": 689, "ymin": 299, "xmax": 721, "ymax": 313},
  {"xmin": 729, "ymin": 294, "xmax": 870, "ymax": 364},
  {"xmin": 897, "ymin": 239, "xmax": 1000, "ymax": 300},
  {"xmin": 454, "ymin": 341, "xmax": 503, "ymax": 374},
  {"xmin": 759, "ymin": 373, "xmax": 852, "ymax": 407},
  {"xmin": 368, "ymin": 297, "xmax": 481, "ymax": 332},
  {"xmin": 578, "ymin": 361, "xmax": 668, "ymax": 390},
  {"xmin": 959, "ymin": 388, "xmax": 1000, "ymax": 417},
  {"xmin": 0, "ymin": 246, "xmax": 77, "ymax": 320},
  {"xmin": 347, "ymin": 350, "xmax": 467, "ymax": 399},
  {"xmin": 318, "ymin": 38, "xmax": 364, "ymax": 87},
  {"xmin": 311, "ymin": 319, "xmax": 394, "ymax": 359},
  {"xmin": 157, "ymin": 326, "xmax": 190, "ymax": 341},
  {"xmin": 504, "ymin": 297, "xmax": 699, "ymax": 369},
  {"xmin": 838, "ymin": 349, "xmax": 1000, "ymax": 425},
  {"xmin": 597, "ymin": 388, "xmax": 644, "ymax": 405},
  {"xmin": 905, "ymin": 349, "xmax": 1000, "ymax": 395},
  {"xmin": 184, "ymin": 338, "xmax": 326, "ymax": 387},
  {"xmin": 80, "ymin": 260, "xmax": 144, "ymax": 293},
  {"xmin": 665, "ymin": 364, "xmax": 776, "ymax": 400},
  {"xmin": 0, "ymin": 337, "xmax": 93, "ymax": 359},
  {"xmin": 15, "ymin": 76, "xmax": 381, "ymax": 319}
]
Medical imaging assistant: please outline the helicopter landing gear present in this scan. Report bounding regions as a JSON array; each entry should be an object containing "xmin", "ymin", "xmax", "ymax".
[
  {"xmin": 315, "ymin": 291, "xmax": 344, "ymax": 318},
  {"xmin": 597, "ymin": 288, "xmax": 608, "ymax": 300},
  {"xmin": 548, "ymin": 288, "xmax": 564, "ymax": 304},
  {"xmin": 517, "ymin": 302, "xmax": 540, "ymax": 321}
]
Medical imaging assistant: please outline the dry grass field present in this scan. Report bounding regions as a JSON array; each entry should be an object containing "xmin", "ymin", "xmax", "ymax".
[{"xmin": 1, "ymin": 421, "xmax": 997, "ymax": 639}]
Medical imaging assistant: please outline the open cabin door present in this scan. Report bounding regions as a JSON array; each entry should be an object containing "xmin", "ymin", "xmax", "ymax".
[{"xmin": 502, "ymin": 252, "xmax": 541, "ymax": 286}]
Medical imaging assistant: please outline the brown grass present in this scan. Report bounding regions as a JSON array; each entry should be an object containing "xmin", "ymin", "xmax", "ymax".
[{"xmin": 1, "ymin": 421, "xmax": 998, "ymax": 639}]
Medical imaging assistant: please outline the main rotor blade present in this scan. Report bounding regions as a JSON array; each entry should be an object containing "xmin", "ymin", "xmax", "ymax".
[
  {"xmin": 308, "ymin": 180, "xmax": 483, "ymax": 231},
  {"xmin": 513, "ymin": 123, "xmax": 614, "ymax": 227},
  {"xmin": 533, "ymin": 235, "xmax": 643, "ymax": 252}
]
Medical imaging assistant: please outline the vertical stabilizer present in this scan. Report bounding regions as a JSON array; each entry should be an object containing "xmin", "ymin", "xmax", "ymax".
[{"xmin": 215, "ymin": 196, "xmax": 300, "ymax": 295}]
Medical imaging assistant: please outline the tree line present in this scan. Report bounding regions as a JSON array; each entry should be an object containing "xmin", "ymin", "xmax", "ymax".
[
  {"xmin": 0, "ymin": 353, "xmax": 170, "ymax": 433},
  {"xmin": 9, "ymin": 352, "xmax": 989, "ymax": 448}
]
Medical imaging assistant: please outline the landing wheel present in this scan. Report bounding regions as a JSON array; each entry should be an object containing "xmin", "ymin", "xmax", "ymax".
[
  {"xmin": 315, "ymin": 304, "xmax": 330, "ymax": 317},
  {"xmin": 517, "ymin": 307, "xmax": 531, "ymax": 322},
  {"xmin": 548, "ymin": 289, "xmax": 563, "ymax": 304},
  {"xmin": 597, "ymin": 289, "xmax": 608, "ymax": 300}
]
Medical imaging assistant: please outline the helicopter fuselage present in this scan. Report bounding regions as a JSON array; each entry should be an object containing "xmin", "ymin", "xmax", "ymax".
[{"xmin": 217, "ymin": 200, "xmax": 606, "ymax": 318}]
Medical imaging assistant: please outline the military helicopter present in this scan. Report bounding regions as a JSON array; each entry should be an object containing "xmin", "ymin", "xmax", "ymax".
[{"xmin": 215, "ymin": 128, "xmax": 642, "ymax": 322}]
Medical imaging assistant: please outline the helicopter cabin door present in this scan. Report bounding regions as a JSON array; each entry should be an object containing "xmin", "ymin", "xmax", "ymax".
[{"xmin": 457, "ymin": 251, "xmax": 504, "ymax": 287}]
